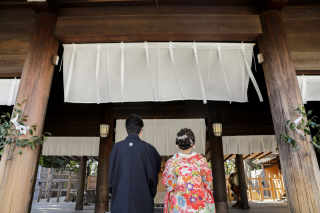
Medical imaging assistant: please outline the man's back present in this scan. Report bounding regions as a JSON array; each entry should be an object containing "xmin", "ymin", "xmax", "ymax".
[{"xmin": 109, "ymin": 134, "xmax": 162, "ymax": 213}]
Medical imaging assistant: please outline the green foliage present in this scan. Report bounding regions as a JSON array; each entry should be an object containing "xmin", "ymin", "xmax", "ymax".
[
  {"xmin": 280, "ymin": 105, "xmax": 320, "ymax": 151},
  {"xmin": 65, "ymin": 160, "xmax": 80, "ymax": 172},
  {"xmin": 253, "ymin": 163, "xmax": 262, "ymax": 170},
  {"xmin": 0, "ymin": 100, "xmax": 51, "ymax": 158},
  {"xmin": 39, "ymin": 155, "xmax": 69, "ymax": 169},
  {"xmin": 224, "ymin": 160, "xmax": 235, "ymax": 174},
  {"xmin": 39, "ymin": 154, "xmax": 81, "ymax": 172},
  {"xmin": 89, "ymin": 161, "xmax": 98, "ymax": 175}
]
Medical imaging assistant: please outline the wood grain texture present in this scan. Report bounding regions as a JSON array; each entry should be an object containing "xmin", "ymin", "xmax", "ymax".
[
  {"xmin": 282, "ymin": 6, "xmax": 320, "ymax": 70},
  {"xmin": 0, "ymin": 13, "xmax": 59, "ymax": 213},
  {"xmin": 55, "ymin": 14, "xmax": 262, "ymax": 43},
  {"xmin": 59, "ymin": 5, "xmax": 258, "ymax": 16},
  {"xmin": 0, "ymin": 8, "xmax": 36, "ymax": 77},
  {"xmin": 95, "ymin": 105, "xmax": 114, "ymax": 213},
  {"xmin": 75, "ymin": 156, "xmax": 87, "ymax": 210},
  {"xmin": 258, "ymin": 10, "xmax": 320, "ymax": 213}
]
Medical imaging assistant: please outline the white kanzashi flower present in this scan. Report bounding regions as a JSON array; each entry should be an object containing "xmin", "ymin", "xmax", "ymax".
[{"xmin": 10, "ymin": 114, "xmax": 30, "ymax": 135}]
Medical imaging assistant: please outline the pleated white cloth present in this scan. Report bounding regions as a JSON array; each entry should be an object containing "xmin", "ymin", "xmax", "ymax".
[
  {"xmin": 0, "ymin": 79, "xmax": 20, "ymax": 106},
  {"xmin": 297, "ymin": 75, "xmax": 320, "ymax": 104},
  {"xmin": 63, "ymin": 42, "xmax": 263, "ymax": 104},
  {"xmin": 42, "ymin": 137, "xmax": 100, "ymax": 156},
  {"xmin": 222, "ymin": 135, "xmax": 277, "ymax": 155},
  {"xmin": 115, "ymin": 119, "xmax": 206, "ymax": 156}
]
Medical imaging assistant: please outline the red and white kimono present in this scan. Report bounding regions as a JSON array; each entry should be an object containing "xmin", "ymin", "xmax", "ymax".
[{"xmin": 162, "ymin": 152, "xmax": 215, "ymax": 213}]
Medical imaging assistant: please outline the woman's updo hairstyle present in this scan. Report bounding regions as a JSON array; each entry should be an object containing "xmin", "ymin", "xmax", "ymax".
[{"xmin": 176, "ymin": 128, "xmax": 195, "ymax": 150}]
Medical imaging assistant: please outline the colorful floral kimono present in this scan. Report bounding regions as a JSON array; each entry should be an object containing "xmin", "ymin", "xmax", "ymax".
[{"xmin": 162, "ymin": 152, "xmax": 215, "ymax": 213}]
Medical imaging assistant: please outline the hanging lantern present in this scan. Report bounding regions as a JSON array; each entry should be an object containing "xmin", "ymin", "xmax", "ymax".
[
  {"xmin": 100, "ymin": 124, "xmax": 110, "ymax": 138},
  {"xmin": 212, "ymin": 123, "xmax": 222, "ymax": 137}
]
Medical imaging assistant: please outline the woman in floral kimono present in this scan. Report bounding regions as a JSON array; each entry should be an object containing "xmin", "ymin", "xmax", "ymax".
[{"xmin": 162, "ymin": 128, "xmax": 215, "ymax": 213}]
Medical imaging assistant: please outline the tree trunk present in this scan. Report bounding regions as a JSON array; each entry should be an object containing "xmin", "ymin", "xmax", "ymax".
[
  {"xmin": 258, "ymin": 10, "xmax": 320, "ymax": 212},
  {"xmin": 0, "ymin": 13, "xmax": 59, "ymax": 213}
]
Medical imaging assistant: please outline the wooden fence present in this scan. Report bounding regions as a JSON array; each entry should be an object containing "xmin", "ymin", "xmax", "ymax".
[
  {"xmin": 34, "ymin": 167, "xmax": 79, "ymax": 203},
  {"xmin": 226, "ymin": 174, "xmax": 285, "ymax": 202}
]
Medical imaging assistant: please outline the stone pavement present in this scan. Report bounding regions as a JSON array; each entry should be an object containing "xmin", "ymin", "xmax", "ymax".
[{"xmin": 31, "ymin": 202, "xmax": 288, "ymax": 213}]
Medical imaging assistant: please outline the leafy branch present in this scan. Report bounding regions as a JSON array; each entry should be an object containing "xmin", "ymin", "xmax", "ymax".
[
  {"xmin": 280, "ymin": 105, "xmax": 320, "ymax": 151},
  {"xmin": 0, "ymin": 100, "xmax": 51, "ymax": 159}
]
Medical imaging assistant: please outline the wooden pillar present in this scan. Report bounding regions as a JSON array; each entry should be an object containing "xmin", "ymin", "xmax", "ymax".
[
  {"xmin": 75, "ymin": 156, "xmax": 87, "ymax": 210},
  {"xmin": 0, "ymin": 13, "xmax": 59, "ymax": 213},
  {"xmin": 95, "ymin": 105, "xmax": 114, "ymax": 213},
  {"xmin": 258, "ymin": 10, "xmax": 320, "ymax": 212},
  {"xmin": 209, "ymin": 102, "xmax": 228, "ymax": 213},
  {"xmin": 236, "ymin": 154, "xmax": 250, "ymax": 209}
]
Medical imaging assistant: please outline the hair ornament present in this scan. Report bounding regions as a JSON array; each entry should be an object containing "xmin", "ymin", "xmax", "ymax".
[{"xmin": 177, "ymin": 134, "xmax": 188, "ymax": 140}]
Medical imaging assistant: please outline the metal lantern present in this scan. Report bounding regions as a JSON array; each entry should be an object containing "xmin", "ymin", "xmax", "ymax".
[
  {"xmin": 100, "ymin": 124, "xmax": 110, "ymax": 138},
  {"xmin": 212, "ymin": 123, "xmax": 222, "ymax": 137}
]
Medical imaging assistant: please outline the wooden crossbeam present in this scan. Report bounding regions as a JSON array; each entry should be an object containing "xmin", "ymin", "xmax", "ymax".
[
  {"xmin": 258, "ymin": 151, "xmax": 272, "ymax": 160},
  {"xmin": 55, "ymin": 14, "xmax": 262, "ymax": 43},
  {"xmin": 224, "ymin": 154, "xmax": 234, "ymax": 161}
]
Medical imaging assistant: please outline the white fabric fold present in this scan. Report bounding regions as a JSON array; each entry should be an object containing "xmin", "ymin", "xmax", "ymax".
[
  {"xmin": 96, "ymin": 44, "xmax": 101, "ymax": 104},
  {"xmin": 65, "ymin": 44, "xmax": 76, "ymax": 102},
  {"xmin": 193, "ymin": 42, "xmax": 207, "ymax": 104},
  {"xmin": 223, "ymin": 135, "xmax": 277, "ymax": 155},
  {"xmin": 241, "ymin": 43, "xmax": 263, "ymax": 102},
  {"xmin": 63, "ymin": 42, "xmax": 259, "ymax": 104},
  {"xmin": 217, "ymin": 43, "xmax": 232, "ymax": 103}
]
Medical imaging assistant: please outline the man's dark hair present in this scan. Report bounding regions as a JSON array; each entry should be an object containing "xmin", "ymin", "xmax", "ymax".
[{"xmin": 125, "ymin": 114, "xmax": 144, "ymax": 135}]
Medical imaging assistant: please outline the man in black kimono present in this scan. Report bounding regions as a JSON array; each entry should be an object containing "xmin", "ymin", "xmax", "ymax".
[{"xmin": 109, "ymin": 114, "xmax": 162, "ymax": 213}]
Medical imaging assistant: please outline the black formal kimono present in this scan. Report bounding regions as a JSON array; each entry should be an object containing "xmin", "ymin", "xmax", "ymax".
[{"xmin": 108, "ymin": 134, "xmax": 162, "ymax": 213}]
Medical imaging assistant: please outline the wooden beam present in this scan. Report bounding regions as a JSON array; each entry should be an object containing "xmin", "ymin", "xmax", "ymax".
[
  {"xmin": 258, "ymin": 151, "xmax": 272, "ymax": 160},
  {"xmin": 209, "ymin": 102, "xmax": 228, "ymax": 213},
  {"xmin": 296, "ymin": 70, "xmax": 320, "ymax": 75},
  {"xmin": 257, "ymin": 0, "xmax": 288, "ymax": 14},
  {"xmin": 0, "ymin": 13, "xmax": 59, "ymax": 212},
  {"xmin": 243, "ymin": 154, "xmax": 250, "ymax": 159},
  {"xmin": 55, "ymin": 14, "xmax": 262, "ymax": 43},
  {"xmin": 28, "ymin": 0, "xmax": 60, "ymax": 16},
  {"xmin": 291, "ymin": 52, "xmax": 320, "ymax": 70},
  {"xmin": 75, "ymin": 156, "xmax": 87, "ymax": 210},
  {"xmin": 258, "ymin": 10, "xmax": 320, "ymax": 212},
  {"xmin": 59, "ymin": 0, "xmax": 258, "ymax": 7},
  {"xmin": 245, "ymin": 152, "xmax": 263, "ymax": 159},
  {"xmin": 95, "ymin": 105, "xmax": 114, "ymax": 213},
  {"xmin": 224, "ymin": 154, "xmax": 234, "ymax": 161},
  {"xmin": 59, "ymin": 6, "xmax": 258, "ymax": 17}
]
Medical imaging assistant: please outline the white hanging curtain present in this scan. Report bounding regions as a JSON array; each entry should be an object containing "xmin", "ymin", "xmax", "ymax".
[
  {"xmin": 0, "ymin": 79, "xmax": 20, "ymax": 106},
  {"xmin": 115, "ymin": 119, "xmax": 206, "ymax": 156},
  {"xmin": 297, "ymin": 75, "xmax": 320, "ymax": 104},
  {"xmin": 63, "ymin": 42, "xmax": 262, "ymax": 104},
  {"xmin": 42, "ymin": 137, "xmax": 100, "ymax": 157},
  {"xmin": 222, "ymin": 135, "xmax": 277, "ymax": 155}
]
